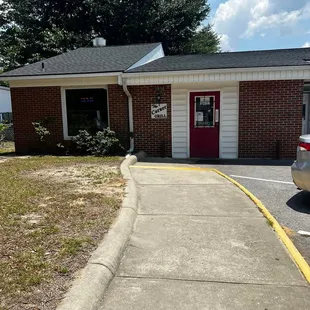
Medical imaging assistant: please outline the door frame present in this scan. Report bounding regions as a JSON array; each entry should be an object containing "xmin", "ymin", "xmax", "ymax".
[{"xmin": 187, "ymin": 89, "xmax": 222, "ymax": 158}]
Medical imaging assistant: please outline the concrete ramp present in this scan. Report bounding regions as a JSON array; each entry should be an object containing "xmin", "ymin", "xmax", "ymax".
[{"xmin": 99, "ymin": 164, "xmax": 309, "ymax": 310}]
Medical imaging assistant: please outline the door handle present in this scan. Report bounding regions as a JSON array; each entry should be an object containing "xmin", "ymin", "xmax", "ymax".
[{"xmin": 215, "ymin": 109, "xmax": 219, "ymax": 123}]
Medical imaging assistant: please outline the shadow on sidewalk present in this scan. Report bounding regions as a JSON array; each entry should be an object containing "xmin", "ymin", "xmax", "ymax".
[{"xmin": 139, "ymin": 157, "xmax": 294, "ymax": 167}]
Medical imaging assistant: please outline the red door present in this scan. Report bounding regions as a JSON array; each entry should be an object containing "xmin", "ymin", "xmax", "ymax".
[{"xmin": 190, "ymin": 91, "xmax": 220, "ymax": 158}]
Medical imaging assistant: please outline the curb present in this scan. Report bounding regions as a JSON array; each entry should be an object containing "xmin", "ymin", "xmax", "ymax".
[
  {"xmin": 212, "ymin": 168, "xmax": 310, "ymax": 284},
  {"xmin": 57, "ymin": 152, "xmax": 145, "ymax": 310}
]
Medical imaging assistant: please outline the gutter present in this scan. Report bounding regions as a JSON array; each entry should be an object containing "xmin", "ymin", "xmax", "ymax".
[
  {"xmin": 0, "ymin": 72, "xmax": 123, "ymax": 81},
  {"xmin": 122, "ymin": 65, "xmax": 310, "ymax": 78},
  {"xmin": 120, "ymin": 77, "xmax": 134, "ymax": 154}
]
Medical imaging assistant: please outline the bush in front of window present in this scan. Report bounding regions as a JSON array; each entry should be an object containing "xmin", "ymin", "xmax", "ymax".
[
  {"xmin": 32, "ymin": 121, "xmax": 51, "ymax": 142},
  {"xmin": 72, "ymin": 128, "xmax": 124, "ymax": 156}
]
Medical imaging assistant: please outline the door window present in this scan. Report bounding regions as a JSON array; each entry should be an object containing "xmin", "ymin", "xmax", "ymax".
[{"xmin": 195, "ymin": 96, "xmax": 214, "ymax": 128}]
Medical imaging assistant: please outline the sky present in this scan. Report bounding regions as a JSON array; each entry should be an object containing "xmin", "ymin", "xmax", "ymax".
[{"xmin": 208, "ymin": 0, "xmax": 310, "ymax": 51}]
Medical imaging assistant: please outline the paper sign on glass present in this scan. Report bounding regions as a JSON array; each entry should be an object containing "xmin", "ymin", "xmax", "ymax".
[{"xmin": 196, "ymin": 112, "xmax": 204, "ymax": 122}]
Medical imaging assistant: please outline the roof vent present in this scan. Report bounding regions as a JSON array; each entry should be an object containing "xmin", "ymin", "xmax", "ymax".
[{"xmin": 93, "ymin": 37, "xmax": 106, "ymax": 47}]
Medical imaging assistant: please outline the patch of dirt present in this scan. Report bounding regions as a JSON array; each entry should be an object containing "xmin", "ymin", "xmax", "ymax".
[
  {"xmin": 0, "ymin": 158, "xmax": 124, "ymax": 310},
  {"xmin": 21, "ymin": 213, "xmax": 43, "ymax": 225},
  {"xmin": 28, "ymin": 164, "xmax": 124, "ymax": 196},
  {"xmin": 282, "ymin": 226, "xmax": 296, "ymax": 237}
]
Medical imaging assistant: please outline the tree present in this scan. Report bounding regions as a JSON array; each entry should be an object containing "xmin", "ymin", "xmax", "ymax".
[
  {"xmin": 0, "ymin": 70, "xmax": 9, "ymax": 87},
  {"xmin": 184, "ymin": 25, "xmax": 221, "ymax": 54},
  {"xmin": 0, "ymin": 0, "xmax": 220, "ymax": 71}
]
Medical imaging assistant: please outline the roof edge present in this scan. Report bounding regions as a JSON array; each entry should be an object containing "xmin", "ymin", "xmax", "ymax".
[
  {"xmin": 124, "ymin": 65, "xmax": 310, "ymax": 77},
  {"xmin": 0, "ymin": 71, "xmax": 122, "ymax": 81}
]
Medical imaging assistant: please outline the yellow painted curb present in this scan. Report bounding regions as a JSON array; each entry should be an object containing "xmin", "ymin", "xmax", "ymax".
[
  {"xmin": 130, "ymin": 165, "xmax": 212, "ymax": 171},
  {"xmin": 212, "ymin": 168, "xmax": 310, "ymax": 283}
]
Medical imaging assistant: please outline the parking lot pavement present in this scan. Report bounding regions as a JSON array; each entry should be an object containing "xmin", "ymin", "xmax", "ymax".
[{"xmin": 197, "ymin": 163, "xmax": 310, "ymax": 264}]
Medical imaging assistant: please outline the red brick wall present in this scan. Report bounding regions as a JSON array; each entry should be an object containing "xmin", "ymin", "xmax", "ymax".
[
  {"xmin": 11, "ymin": 87, "xmax": 63, "ymax": 153},
  {"xmin": 239, "ymin": 80, "xmax": 304, "ymax": 159},
  {"xmin": 108, "ymin": 85, "xmax": 129, "ymax": 149},
  {"xmin": 11, "ymin": 84, "xmax": 171, "ymax": 156},
  {"xmin": 129, "ymin": 85, "xmax": 172, "ymax": 157}
]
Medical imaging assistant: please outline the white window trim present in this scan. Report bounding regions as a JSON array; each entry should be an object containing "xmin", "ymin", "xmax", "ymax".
[{"xmin": 61, "ymin": 85, "xmax": 109, "ymax": 140}]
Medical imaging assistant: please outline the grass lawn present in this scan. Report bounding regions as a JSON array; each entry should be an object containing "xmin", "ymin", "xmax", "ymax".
[
  {"xmin": 0, "ymin": 156, "xmax": 124, "ymax": 310},
  {"xmin": 0, "ymin": 141, "xmax": 15, "ymax": 155}
]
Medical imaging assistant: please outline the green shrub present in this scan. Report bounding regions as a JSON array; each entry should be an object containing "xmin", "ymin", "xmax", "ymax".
[
  {"xmin": 0, "ymin": 123, "xmax": 8, "ymax": 133},
  {"xmin": 0, "ymin": 123, "xmax": 8, "ymax": 144},
  {"xmin": 32, "ymin": 122, "xmax": 50, "ymax": 142},
  {"xmin": 72, "ymin": 128, "xmax": 123, "ymax": 156}
]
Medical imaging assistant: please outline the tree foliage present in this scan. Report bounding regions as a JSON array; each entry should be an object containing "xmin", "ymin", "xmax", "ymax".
[
  {"xmin": 0, "ymin": 70, "xmax": 9, "ymax": 86},
  {"xmin": 0, "ymin": 0, "xmax": 220, "ymax": 71},
  {"xmin": 184, "ymin": 25, "xmax": 221, "ymax": 54}
]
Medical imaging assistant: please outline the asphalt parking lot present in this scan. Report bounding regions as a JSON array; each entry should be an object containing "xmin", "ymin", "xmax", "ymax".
[{"xmin": 199, "ymin": 163, "xmax": 310, "ymax": 264}]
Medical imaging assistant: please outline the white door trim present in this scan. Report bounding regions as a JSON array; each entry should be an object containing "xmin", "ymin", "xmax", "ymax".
[{"xmin": 187, "ymin": 89, "xmax": 222, "ymax": 158}]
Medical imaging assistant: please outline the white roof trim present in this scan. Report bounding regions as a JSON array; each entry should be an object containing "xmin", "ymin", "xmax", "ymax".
[
  {"xmin": 0, "ymin": 86, "xmax": 10, "ymax": 91},
  {"xmin": 122, "ymin": 66, "xmax": 310, "ymax": 85},
  {"xmin": 123, "ymin": 65, "xmax": 310, "ymax": 77},
  {"xmin": 3, "ymin": 64, "xmax": 310, "ymax": 84},
  {"xmin": 126, "ymin": 44, "xmax": 165, "ymax": 71},
  {"xmin": 0, "ymin": 71, "xmax": 122, "ymax": 81}
]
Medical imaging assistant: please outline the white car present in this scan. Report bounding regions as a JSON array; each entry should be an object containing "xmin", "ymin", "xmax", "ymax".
[{"xmin": 291, "ymin": 135, "xmax": 310, "ymax": 191}]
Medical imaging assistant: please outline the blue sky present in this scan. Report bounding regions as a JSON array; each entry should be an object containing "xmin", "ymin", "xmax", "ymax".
[{"xmin": 207, "ymin": 0, "xmax": 310, "ymax": 51}]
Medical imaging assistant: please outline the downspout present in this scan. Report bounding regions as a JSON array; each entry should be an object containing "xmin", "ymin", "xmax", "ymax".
[{"xmin": 122, "ymin": 78, "xmax": 134, "ymax": 154}]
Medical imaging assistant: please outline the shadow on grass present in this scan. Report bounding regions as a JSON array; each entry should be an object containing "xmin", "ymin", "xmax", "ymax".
[{"xmin": 0, "ymin": 151, "xmax": 16, "ymax": 156}]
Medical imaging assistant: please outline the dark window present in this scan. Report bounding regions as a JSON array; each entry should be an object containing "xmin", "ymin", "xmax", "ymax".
[
  {"xmin": 65, "ymin": 88, "xmax": 108, "ymax": 136},
  {"xmin": 304, "ymin": 83, "xmax": 310, "ymax": 92}
]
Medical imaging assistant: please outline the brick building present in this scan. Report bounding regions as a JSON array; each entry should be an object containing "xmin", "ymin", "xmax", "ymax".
[{"xmin": 1, "ymin": 41, "xmax": 310, "ymax": 159}]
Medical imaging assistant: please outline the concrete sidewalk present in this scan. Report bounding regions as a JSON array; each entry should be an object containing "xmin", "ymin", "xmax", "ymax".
[{"xmin": 99, "ymin": 164, "xmax": 310, "ymax": 309}]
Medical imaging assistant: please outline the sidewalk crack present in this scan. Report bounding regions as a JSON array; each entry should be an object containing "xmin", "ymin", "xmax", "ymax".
[
  {"xmin": 115, "ymin": 275, "xmax": 309, "ymax": 288},
  {"xmin": 90, "ymin": 262, "xmax": 115, "ymax": 276}
]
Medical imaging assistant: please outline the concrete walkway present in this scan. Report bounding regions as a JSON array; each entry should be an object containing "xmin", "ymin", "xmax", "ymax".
[{"xmin": 99, "ymin": 163, "xmax": 310, "ymax": 309}]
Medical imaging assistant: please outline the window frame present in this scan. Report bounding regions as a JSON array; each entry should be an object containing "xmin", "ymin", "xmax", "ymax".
[
  {"xmin": 61, "ymin": 86, "xmax": 109, "ymax": 140},
  {"xmin": 194, "ymin": 95, "xmax": 216, "ymax": 128}
]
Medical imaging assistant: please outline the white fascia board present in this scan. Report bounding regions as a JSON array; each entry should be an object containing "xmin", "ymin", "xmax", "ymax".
[
  {"xmin": 122, "ymin": 65, "xmax": 310, "ymax": 78},
  {"xmin": 0, "ymin": 72, "xmax": 122, "ymax": 81},
  {"xmin": 0, "ymin": 86, "xmax": 10, "ymax": 91},
  {"xmin": 126, "ymin": 44, "xmax": 165, "ymax": 71},
  {"xmin": 122, "ymin": 65, "xmax": 310, "ymax": 85}
]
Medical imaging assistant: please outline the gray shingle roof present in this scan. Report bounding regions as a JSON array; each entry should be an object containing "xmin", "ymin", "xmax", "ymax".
[
  {"xmin": 127, "ymin": 47, "xmax": 310, "ymax": 73},
  {"xmin": 1, "ymin": 43, "xmax": 161, "ymax": 77}
]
